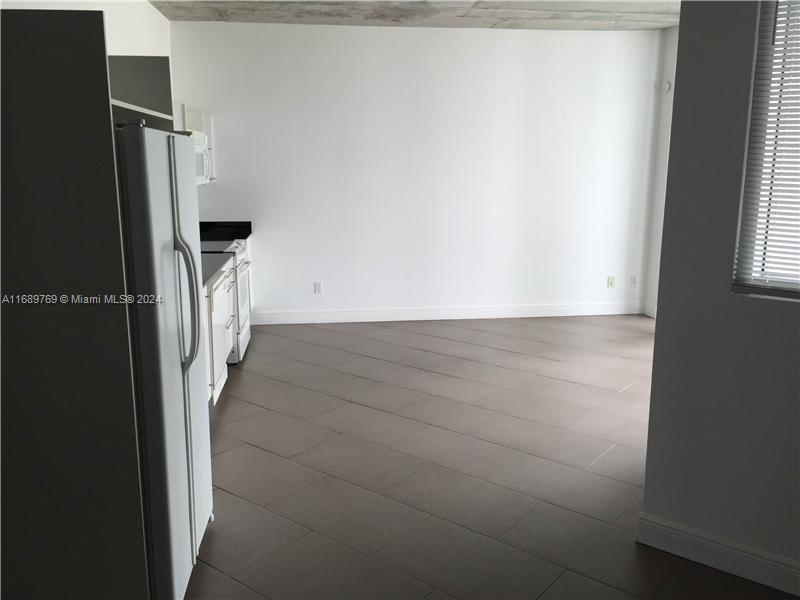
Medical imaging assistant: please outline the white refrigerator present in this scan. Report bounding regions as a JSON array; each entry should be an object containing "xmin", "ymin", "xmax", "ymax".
[{"xmin": 115, "ymin": 124, "xmax": 213, "ymax": 598}]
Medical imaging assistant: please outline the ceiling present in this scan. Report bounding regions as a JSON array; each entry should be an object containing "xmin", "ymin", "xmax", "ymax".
[{"xmin": 151, "ymin": 1, "xmax": 681, "ymax": 30}]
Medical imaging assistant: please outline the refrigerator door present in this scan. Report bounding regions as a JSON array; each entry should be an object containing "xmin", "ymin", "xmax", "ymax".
[
  {"xmin": 115, "ymin": 125, "xmax": 211, "ymax": 599},
  {"xmin": 170, "ymin": 133, "xmax": 214, "ymax": 549}
]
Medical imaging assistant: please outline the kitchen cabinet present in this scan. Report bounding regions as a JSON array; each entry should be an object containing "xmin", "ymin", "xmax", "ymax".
[
  {"xmin": 204, "ymin": 256, "xmax": 235, "ymax": 404},
  {"xmin": 200, "ymin": 223, "xmax": 254, "ymax": 366}
]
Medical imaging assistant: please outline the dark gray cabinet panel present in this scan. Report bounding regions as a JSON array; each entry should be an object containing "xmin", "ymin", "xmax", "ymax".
[
  {"xmin": 109, "ymin": 55, "xmax": 173, "ymax": 116},
  {"xmin": 1, "ymin": 10, "xmax": 150, "ymax": 599}
]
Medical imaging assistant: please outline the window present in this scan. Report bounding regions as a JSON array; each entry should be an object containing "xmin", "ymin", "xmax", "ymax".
[{"xmin": 733, "ymin": 0, "xmax": 800, "ymax": 300}]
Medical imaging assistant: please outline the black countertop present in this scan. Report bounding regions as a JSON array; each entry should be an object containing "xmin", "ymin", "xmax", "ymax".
[
  {"xmin": 199, "ymin": 221, "xmax": 251, "ymax": 285},
  {"xmin": 200, "ymin": 221, "xmax": 252, "ymax": 242},
  {"xmin": 201, "ymin": 253, "xmax": 232, "ymax": 287}
]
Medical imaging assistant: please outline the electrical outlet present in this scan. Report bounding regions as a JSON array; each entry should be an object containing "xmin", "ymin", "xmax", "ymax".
[
  {"xmin": 630, "ymin": 275, "xmax": 638, "ymax": 286},
  {"xmin": 313, "ymin": 281, "xmax": 324, "ymax": 295},
  {"xmin": 607, "ymin": 275, "xmax": 616, "ymax": 288}
]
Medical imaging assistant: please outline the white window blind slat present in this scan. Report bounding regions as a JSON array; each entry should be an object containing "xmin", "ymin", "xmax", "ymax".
[{"xmin": 733, "ymin": 0, "xmax": 800, "ymax": 299}]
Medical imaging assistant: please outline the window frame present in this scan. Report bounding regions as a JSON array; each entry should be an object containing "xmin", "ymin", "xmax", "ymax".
[{"xmin": 731, "ymin": 0, "xmax": 800, "ymax": 302}]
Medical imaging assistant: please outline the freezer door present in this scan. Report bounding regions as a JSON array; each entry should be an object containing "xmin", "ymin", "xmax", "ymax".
[
  {"xmin": 170, "ymin": 132, "xmax": 214, "ymax": 550},
  {"xmin": 115, "ymin": 125, "xmax": 212, "ymax": 599}
]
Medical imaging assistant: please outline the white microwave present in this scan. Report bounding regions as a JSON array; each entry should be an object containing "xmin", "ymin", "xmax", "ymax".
[{"xmin": 192, "ymin": 131, "xmax": 211, "ymax": 185}]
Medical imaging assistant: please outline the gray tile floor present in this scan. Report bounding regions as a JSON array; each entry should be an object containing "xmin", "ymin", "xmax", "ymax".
[{"xmin": 187, "ymin": 316, "xmax": 792, "ymax": 600}]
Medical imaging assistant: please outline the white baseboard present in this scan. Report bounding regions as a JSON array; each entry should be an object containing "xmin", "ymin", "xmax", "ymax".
[
  {"xmin": 638, "ymin": 513, "xmax": 800, "ymax": 596},
  {"xmin": 643, "ymin": 301, "xmax": 657, "ymax": 319},
  {"xmin": 251, "ymin": 301, "xmax": 644, "ymax": 325}
]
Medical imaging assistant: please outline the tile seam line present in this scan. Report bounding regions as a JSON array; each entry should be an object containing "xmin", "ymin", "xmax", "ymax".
[
  {"xmin": 228, "ymin": 366, "xmax": 572, "ymax": 433},
  {"xmin": 584, "ymin": 442, "xmax": 620, "ymax": 471},
  {"xmin": 222, "ymin": 438, "xmax": 639, "ymax": 538},
  {"xmin": 194, "ymin": 558, "xmax": 271, "ymax": 599},
  {"xmin": 257, "ymin": 327, "xmax": 635, "ymax": 404},
  {"xmin": 376, "ymin": 320, "xmax": 631, "ymax": 365},
  {"xmin": 213, "ymin": 443, "xmax": 330, "ymax": 507},
  {"xmin": 212, "ymin": 440, "xmax": 643, "ymax": 586},
  {"xmin": 314, "ymin": 322, "xmax": 568, "ymax": 366},
  {"xmin": 224, "ymin": 367, "xmax": 644, "ymax": 488},
  {"xmin": 420, "ymin": 317, "xmax": 649, "ymax": 347},
  {"xmin": 219, "ymin": 419, "xmax": 342, "ymax": 461},
  {"xmin": 255, "ymin": 356, "xmax": 643, "ymax": 461},
  {"xmin": 391, "ymin": 316, "xmax": 656, "ymax": 347},
  {"xmin": 288, "ymin": 433, "xmax": 641, "ymax": 531},
  {"xmin": 226, "ymin": 528, "xmax": 315, "ymax": 579},
  {"xmin": 317, "ymin": 314, "xmax": 650, "ymax": 348},
  {"xmin": 254, "ymin": 318, "xmax": 629, "ymax": 367},
  {"xmin": 315, "ymin": 326, "xmax": 637, "ymax": 392},
  {"xmin": 260, "ymin": 330, "xmax": 626, "ymax": 393},
  {"xmin": 492, "ymin": 317, "xmax": 653, "ymax": 344},
  {"xmin": 224, "ymin": 506, "xmax": 438, "ymax": 595},
  {"xmin": 263, "ymin": 314, "xmax": 653, "ymax": 347},
  {"xmin": 314, "ymin": 323, "xmax": 632, "ymax": 381}
]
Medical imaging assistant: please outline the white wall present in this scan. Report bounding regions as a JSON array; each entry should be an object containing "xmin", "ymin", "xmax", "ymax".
[
  {"xmin": 172, "ymin": 22, "xmax": 672, "ymax": 324},
  {"xmin": 1, "ymin": 0, "xmax": 170, "ymax": 55},
  {"xmin": 643, "ymin": 26, "xmax": 679, "ymax": 318}
]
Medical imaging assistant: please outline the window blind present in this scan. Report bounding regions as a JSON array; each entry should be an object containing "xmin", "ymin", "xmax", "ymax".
[{"xmin": 733, "ymin": 0, "xmax": 800, "ymax": 299}]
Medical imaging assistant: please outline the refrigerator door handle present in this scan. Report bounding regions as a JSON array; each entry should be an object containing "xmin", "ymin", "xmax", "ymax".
[{"xmin": 167, "ymin": 136, "xmax": 201, "ymax": 374}]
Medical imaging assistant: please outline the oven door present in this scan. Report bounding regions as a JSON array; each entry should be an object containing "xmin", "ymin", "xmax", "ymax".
[
  {"xmin": 231, "ymin": 257, "xmax": 252, "ymax": 361},
  {"xmin": 236, "ymin": 258, "xmax": 252, "ymax": 326}
]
